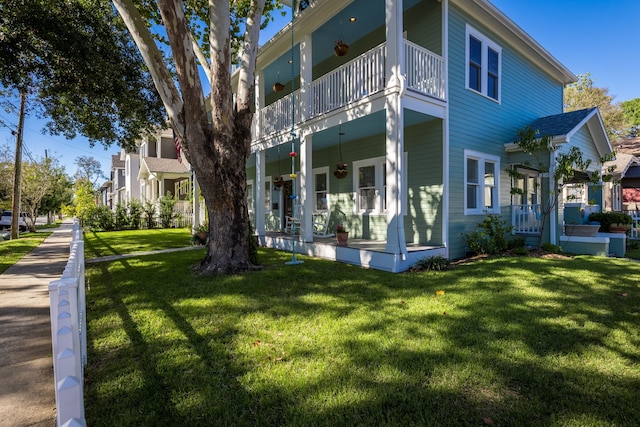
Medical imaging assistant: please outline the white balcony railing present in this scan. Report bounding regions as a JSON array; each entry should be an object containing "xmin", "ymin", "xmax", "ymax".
[
  {"xmin": 512, "ymin": 204, "xmax": 542, "ymax": 234},
  {"xmin": 255, "ymin": 41, "xmax": 445, "ymax": 140},
  {"xmin": 404, "ymin": 39, "xmax": 445, "ymax": 100}
]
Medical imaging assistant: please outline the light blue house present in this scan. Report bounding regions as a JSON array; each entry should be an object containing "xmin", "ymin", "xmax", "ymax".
[{"xmin": 240, "ymin": 0, "xmax": 611, "ymax": 271}]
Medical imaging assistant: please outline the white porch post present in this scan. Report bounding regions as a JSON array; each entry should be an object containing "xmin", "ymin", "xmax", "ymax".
[
  {"xmin": 255, "ymin": 150, "xmax": 266, "ymax": 240},
  {"xmin": 158, "ymin": 174, "xmax": 165, "ymax": 197},
  {"xmin": 384, "ymin": 0, "xmax": 407, "ymax": 256},
  {"xmin": 192, "ymin": 171, "xmax": 201, "ymax": 231},
  {"xmin": 255, "ymin": 70, "xmax": 265, "ymax": 139},
  {"xmin": 299, "ymin": 34, "xmax": 312, "ymax": 122},
  {"xmin": 300, "ymin": 131, "xmax": 313, "ymax": 242}
]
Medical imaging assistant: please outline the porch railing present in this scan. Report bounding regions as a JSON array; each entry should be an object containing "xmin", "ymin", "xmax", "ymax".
[
  {"xmin": 404, "ymin": 39, "xmax": 445, "ymax": 99},
  {"xmin": 255, "ymin": 41, "xmax": 445, "ymax": 140},
  {"xmin": 626, "ymin": 209, "xmax": 640, "ymax": 240},
  {"xmin": 308, "ymin": 43, "xmax": 386, "ymax": 118},
  {"xmin": 512, "ymin": 204, "xmax": 542, "ymax": 234}
]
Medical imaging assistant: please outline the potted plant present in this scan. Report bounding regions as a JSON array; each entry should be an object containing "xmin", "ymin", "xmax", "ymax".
[
  {"xmin": 334, "ymin": 39, "xmax": 349, "ymax": 57},
  {"xmin": 336, "ymin": 224, "xmax": 348, "ymax": 246},
  {"xmin": 192, "ymin": 222, "xmax": 208, "ymax": 245},
  {"xmin": 588, "ymin": 211, "xmax": 632, "ymax": 233},
  {"xmin": 273, "ymin": 176, "xmax": 284, "ymax": 188},
  {"xmin": 334, "ymin": 162, "xmax": 348, "ymax": 179}
]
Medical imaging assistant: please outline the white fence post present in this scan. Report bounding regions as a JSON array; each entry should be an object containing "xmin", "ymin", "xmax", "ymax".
[{"xmin": 49, "ymin": 220, "xmax": 86, "ymax": 427}]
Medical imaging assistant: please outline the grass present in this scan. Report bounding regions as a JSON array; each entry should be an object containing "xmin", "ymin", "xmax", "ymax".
[
  {"xmin": 84, "ymin": 228, "xmax": 193, "ymax": 259},
  {"xmin": 84, "ymin": 239, "xmax": 640, "ymax": 426},
  {"xmin": 0, "ymin": 232, "xmax": 51, "ymax": 273}
]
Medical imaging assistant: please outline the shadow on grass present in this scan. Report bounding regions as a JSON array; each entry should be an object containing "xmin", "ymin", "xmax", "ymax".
[{"xmin": 85, "ymin": 250, "xmax": 640, "ymax": 426}]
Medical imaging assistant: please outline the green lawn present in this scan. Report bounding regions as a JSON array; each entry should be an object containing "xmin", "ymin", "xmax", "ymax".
[
  {"xmin": 85, "ymin": 245, "xmax": 640, "ymax": 426},
  {"xmin": 0, "ymin": 232, "xmax": 51, "ymax": 274},
  {"xmin": 84, "ymin": 228, "xmax": 193, "ymax": 258}
]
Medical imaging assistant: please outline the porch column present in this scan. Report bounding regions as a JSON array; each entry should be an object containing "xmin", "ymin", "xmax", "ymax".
[
  {"xmin": 549, "ymin": 150, "xmax": 558, "ymax": 245},
  {"xmin": 385, "ymin": 0, "xmax": 407, "ymax": 256},
  {"xmin": 300, "ymin": 131, "xmax": 313, "ymax": 242},
  {"xmin": 255, "ymin": 150, "xmax": 266, "ymax": 240},
  {"xmin": 158, "ymin": 173, "xmax": 165, "ymax": 197},
  {"xmin": 192, "ymin": 171, "xmax": 201, "ymax": 231},
  {"xmin": 299, "ymin": 34, "xmax": 312, "ymax": 122},
  {"xmin": 255, "ymin": 70, "xmax": 265, "ymax": 139}
]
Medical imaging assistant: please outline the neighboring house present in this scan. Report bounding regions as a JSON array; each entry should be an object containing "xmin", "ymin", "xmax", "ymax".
[
  {"xmin": 602, "ymin": 152, "xmax": 640, "ymax": 212},
  {"xmin": 108, "ymin": 154, "xmax": 126, "ymax": 209},
  {"xmin": 97, "ymin": 180, "xmax": 112, "ymax": 208},
  {"xmin": 137, "ymin": 127, "xmax": 191, "ymax": 203},
  {"xmin": 236, "ymin": 0, "xmax": 613, "ymax": 271}
]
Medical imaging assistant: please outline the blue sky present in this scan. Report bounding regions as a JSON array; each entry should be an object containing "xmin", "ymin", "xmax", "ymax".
[{"xmin": 1, "ymin": 0, "xmax": 638, "ymax": 179}]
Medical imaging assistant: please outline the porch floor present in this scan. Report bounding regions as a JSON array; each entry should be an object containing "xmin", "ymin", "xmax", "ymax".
[{"xmin": 261, "ymin": 231, "xmax": 446, "ymax": 272}]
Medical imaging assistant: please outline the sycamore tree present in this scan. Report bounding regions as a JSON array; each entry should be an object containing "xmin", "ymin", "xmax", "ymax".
[
  {"xmin": 621, "ymin": 98, "xmax": 640, "ymax": 137},
  {"xmin": 113, "ymin": 0, "xmax": 282, "ymax": 274},
  {"xmin": 564, "ymin": 73, "xmax": 626, "ymax": 143}
]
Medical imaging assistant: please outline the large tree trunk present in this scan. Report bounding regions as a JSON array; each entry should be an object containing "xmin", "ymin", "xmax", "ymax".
[{"xmin": 114, "ymin": 0, "xmax": 264, "ymax": 274}]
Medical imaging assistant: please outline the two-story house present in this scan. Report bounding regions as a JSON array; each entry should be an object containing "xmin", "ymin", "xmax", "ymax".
[{"xmin": 241, "ymin": 0, "xmax": 611, "ymax": 271}]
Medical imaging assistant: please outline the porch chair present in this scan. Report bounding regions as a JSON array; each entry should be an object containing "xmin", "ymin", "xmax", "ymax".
[
  {"xmin": 312, "ymin": 211, "xmax": 334, "ymax": 238},
  {"xmin": 284, "ymin": 204, "xmax": 302, "ymax": 235}
]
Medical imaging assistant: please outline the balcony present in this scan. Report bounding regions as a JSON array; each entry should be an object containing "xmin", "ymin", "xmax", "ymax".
[{"xmin": 255, "ymin": 40, "xmax": 445, "ymax": 141}]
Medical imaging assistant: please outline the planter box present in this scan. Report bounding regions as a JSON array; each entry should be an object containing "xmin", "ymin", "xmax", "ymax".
[{"xmin": 564, "ymin": 224, "xmax": 600, "ymax": 237}]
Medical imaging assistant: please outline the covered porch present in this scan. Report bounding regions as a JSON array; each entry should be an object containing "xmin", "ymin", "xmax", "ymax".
[{"xmin": 263, "ymin": 231, "xmax": 445, "ymax": 272}]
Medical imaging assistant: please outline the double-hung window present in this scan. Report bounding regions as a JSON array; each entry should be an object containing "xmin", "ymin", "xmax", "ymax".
[
  {"xmin": 313, "ymin": 167, "xmax": 329, "ymax": 211},
  {"xmin": 246, "ymin": 180, "xmax": 254, "ymax": 214},
  {"xmin": 264, "ymin": 177, "xmax": 271, "ymax": 211},
  {"xmin": 353, "ymin": 155, "xmax": 406, "ymax": 215},
  {"xmin": 466, "ymin": 25, "xmax": 502, "ymax": 102},
  {"xmin": 464, "ymin": 150, "xmax": 500, "ymax": 215}
]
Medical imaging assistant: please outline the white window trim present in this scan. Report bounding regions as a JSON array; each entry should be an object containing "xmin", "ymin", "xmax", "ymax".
[
  {"xmin": 352, "ymin": 155, "xmax": 407, "ymax": 215},
  {"xmin": 465, "ymin": 24, "xmax": 502, "ymax": 103},
  {"xmin": 264, "ymin": 176, "xmax": 272, "ymax": 211},
  {"xmin": 246, "ymin": 179, "xmax": 254, "ymax": 214},
  {"xmin": 464, "ymin": 149, "xmax": 500, "ymax": 215},
  {"xmin": 312, "ymin": 166, "xmax": 330, "ymax": 212}
]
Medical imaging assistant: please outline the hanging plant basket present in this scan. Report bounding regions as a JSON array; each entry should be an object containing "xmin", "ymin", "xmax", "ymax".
[
  {"xmin": 334, "ymin": 169, "xmax": 348, "ymax": 179},
  {"xmin": 273, "ymin": 82, "xmax": 285, "ymax": 92},
  {"xmin": 273, "ymin": 177, "xmax": 284, "ymax": 188},
  {"xmin": 334, "ymin": 42, "xmax": 349, "ymax": 57}
]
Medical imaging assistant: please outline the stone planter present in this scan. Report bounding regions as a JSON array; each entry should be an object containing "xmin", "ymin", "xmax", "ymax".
[
  {"xmin": 336, "ymin": 232, "xmax": 348, "ymax": 246},
  {"xmin": 564, "ymin": 224, "xmax": 600, "ymax": 237}
]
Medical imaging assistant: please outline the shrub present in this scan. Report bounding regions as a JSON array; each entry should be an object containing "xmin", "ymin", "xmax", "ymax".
[
  {"xmin": 508, "ymin": 235, "xmax": 527, "ymax": 250},
  {"xmin": 115, "ymin": 202, "xmax": 128, "ymax": 230},
  {"xmin": 542, "ymin": 243, "xmax": 562, "ymax": 253},
  {"xmin": 511, "ymin": 246, "xmax": 529, "ymax": 256},
  {"xmin": 588, "ymin": 211, "xmax": 632, "ymax": 232},
  {"xmin": 159, "ymin": 192, "xmax": 177, "ymax": 228},
  {"xmin": 128, "ymin": 199, "xmax": 143, "ymax": 230},
  {"xmin": 464, "ymin": 214, "xmax": 514, "ymax": 255},
  {"xmin": 143, "ymin": 201, "xmax": 156, "ymax": 229},
  {"xmin": 248, "ymin": 221, "xmax": 259, "ymax": 265},
  {"xmin": 413, "ymin": 255, "xmax": 450, "ymax": 272},
  {"xmin": 88, "ymin": 206, "xmax": 115, "ymax": 231}
]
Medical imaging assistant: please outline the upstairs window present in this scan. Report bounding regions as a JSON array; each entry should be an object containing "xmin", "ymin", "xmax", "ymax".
[{"xmin": 466, "ymin": 25, "xmax": 502, "ymax": 102}]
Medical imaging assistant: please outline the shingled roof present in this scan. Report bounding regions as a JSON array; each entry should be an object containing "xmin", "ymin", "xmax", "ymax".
[
  {"xmin": 111, "ymin": 154, "xmax": 125, "ymax": 169},
  {"xmin": 142, "ymin": 157, "xmax": 189, "ymax": 174},
  {"xmin": 525, "ymin": 108, "xmax": 596, "ymax": 137},
  {"xmin": 602, "ymin": 152, "xmax": 640, "ymax": 180}
]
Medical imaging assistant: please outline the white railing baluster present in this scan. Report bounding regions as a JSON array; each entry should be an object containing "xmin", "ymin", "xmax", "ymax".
[{"xmin": 512, "ymin": 204, "xmax": 542, "ymax": 234}]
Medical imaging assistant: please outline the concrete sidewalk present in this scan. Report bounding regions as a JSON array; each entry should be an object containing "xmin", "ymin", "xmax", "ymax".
[{"xmin": 0, "ymin": 220, "xmax": 74, "ymax": 427}]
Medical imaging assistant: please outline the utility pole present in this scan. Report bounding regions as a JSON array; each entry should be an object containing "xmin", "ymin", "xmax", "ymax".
[{"xmin": 10, "ymin": 91, "xmax": 26, "ymax": 240}]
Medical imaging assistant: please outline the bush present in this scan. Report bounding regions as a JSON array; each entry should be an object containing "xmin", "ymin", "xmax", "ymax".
[
  {"xmin": 115, "ymin": 202, "xmax": 128, "ymax": 230},
  {"xmin": 128, "ymin": 200, "xmax": 143, "ymax": 230},
  {"xmin": 88, "ymin": 206, "xmax": 115, "ymax": 231},
  {"xmin": 464, "ymin": 214, "xmax": 514, "ymax": 255},
  {"xmin": 159, "ymin": 192, "xmax": 177, "ymax": 228},
  {"xmin": 507, "ymin": 235, "xmax": 526, "ymax": 250},
  {"xmin": 542, "ymin": 243, "xmax": 562, "ymax": 254},
  {"xmin": 413, "ymin": 255, "xmax": 450, "ymax": 272},
  {"xmin": 511, "ymin": 246, "xmax": 529, "ymax": 256},
  {"xmin": 248, "ymin": 221, "xmax": 259, "ymax": 265},
  {"xmin": 588, "ymin": 211, "xmax": 632, "ymax": 232},
  {"xmin": 143, "ymin": 201, "xmax": 156, "ymax": 229}
]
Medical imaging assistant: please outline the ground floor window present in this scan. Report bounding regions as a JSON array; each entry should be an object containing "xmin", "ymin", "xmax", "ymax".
[
  {"xmin": 353, "ymin": 155, "xmax": 406, "ymax": 215},
  {"xmin": 313, "ymin": 167, "xmax": 329, "ymax": 211},
  {"xmin": 512, "ymin": 167, "xmax": 540, "ymax": 206},
  {"xmin": 464, "ymin": 149, "xmax": 500, "ymax": 215},
  {"xmin": 246, "ymin": 180, "xmax": 254, "ymax": 214}
]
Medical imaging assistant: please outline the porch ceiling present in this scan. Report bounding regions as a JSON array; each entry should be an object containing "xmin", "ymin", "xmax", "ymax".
[{"xmin": 247, "ymin": 108, "xmax": 437, "ymax": 166}]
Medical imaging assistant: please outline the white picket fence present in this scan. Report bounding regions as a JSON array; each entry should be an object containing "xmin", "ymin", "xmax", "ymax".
[
  {"xmin": 48, "ymin": 219, "xmax": 86, "ymax": 427},
  {"xmin": 629, "ymin": 210, "xmax": 640, "ymax": 240}
]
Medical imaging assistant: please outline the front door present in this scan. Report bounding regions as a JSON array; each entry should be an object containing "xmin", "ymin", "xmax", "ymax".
[{"xmin": 282, "ymin": 180, "xmax": 293, "ymax": 229}]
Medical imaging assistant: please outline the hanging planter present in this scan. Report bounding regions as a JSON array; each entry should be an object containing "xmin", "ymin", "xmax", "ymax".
[
  {"xmin": 273, "ymin": 82, "xmax": 285, "ymax": 92},
  {"xmin": 334, "ymin": 40, "xmax": 349, "ymax": 57},
  {"xmin": 273, "ymin": 176, "xmax": 284, "ymax": 188},
  {"xmin": 334, "ymin": 163, "xmax": 348, "ymax": 179}
]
